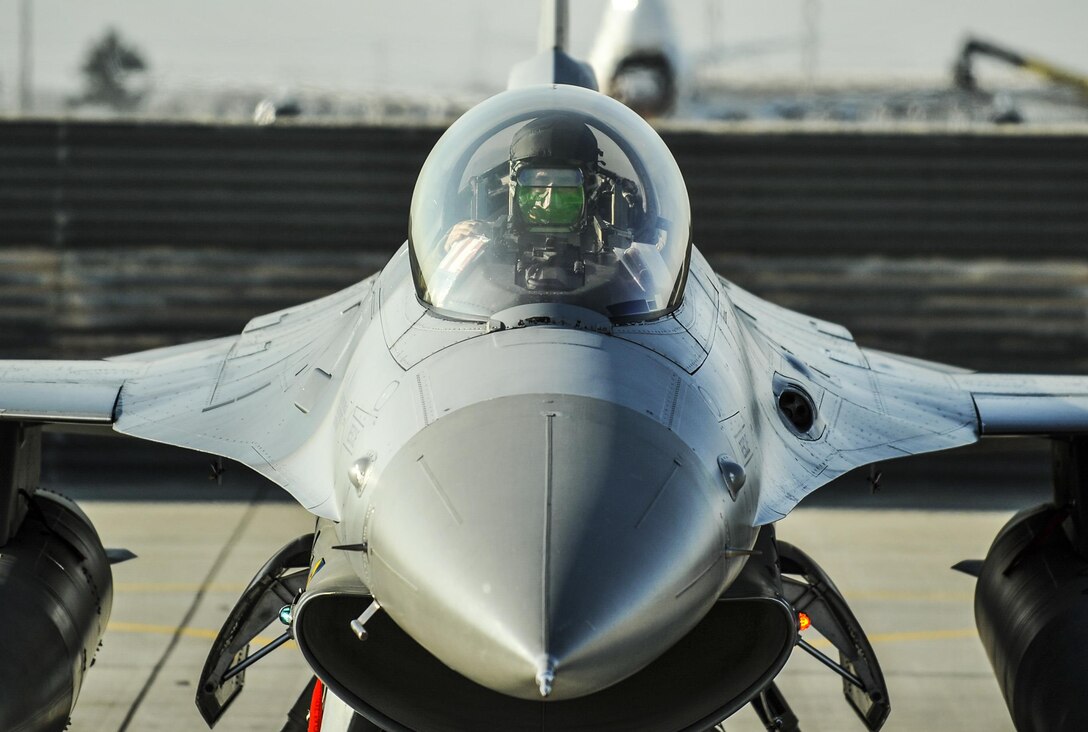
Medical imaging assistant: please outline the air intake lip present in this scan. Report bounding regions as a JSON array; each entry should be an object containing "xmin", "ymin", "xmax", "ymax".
[{"xmin": 293, "ymin": 591, "xmax": 796, "ymax": 732}]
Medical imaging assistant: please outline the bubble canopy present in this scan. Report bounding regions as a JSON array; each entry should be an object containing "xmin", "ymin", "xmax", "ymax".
[{"xmin": 408, "ymin": 85, "xmax": 692, "ymax": 324}]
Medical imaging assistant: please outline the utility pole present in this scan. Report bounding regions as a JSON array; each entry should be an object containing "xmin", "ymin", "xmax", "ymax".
[
  {"xmin": 706, "ymin": 0, "xmax": 722, "ymax": 53},
  {"xmin": 19, "ymin": 0, "xmax": 33, "ymax": 112},
  {"xmin": 803, "ymin": 0, "xmax": 820, "ymax": 85}
]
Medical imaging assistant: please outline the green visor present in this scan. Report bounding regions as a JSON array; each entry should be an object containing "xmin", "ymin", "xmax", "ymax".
[{"xmin": 515, "ymin": 167, "xmax": 585, "ymax": 230}]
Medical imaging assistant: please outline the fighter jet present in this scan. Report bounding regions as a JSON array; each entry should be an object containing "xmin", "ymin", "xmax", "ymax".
[
  {"xmin": 2, "ymin": 3, "xmax": 1087, "ymax": 732},
  {"xmin": 588, "ymin": 0, "xmax": 688, "ymax": 116},
  {"xmin": 587, "ymin": 0, "xmax": 802, "ymax": 119}
]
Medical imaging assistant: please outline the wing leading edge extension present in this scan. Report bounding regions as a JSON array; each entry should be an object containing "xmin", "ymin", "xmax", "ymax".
[
  {"xmin": 720, "ymin": 278, "xmax": 1088, "ymax": 524},
  {"xmin": 0, "ymin": 276, "xmax": 378, "ymax": 519}
]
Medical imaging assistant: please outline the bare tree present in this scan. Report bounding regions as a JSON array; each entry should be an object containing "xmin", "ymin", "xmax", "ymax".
[{"xmin": 71, "ymin": 28, "xmax": 150, "ymax": 111}]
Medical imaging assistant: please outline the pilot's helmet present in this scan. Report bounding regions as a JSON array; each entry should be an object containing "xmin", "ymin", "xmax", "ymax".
[
  {"xmin": 409, "ymin": 84, "xmax": 692, "ymax": 323},
  {"xmin": 508, "ymin": 115, "xmax": 600, "ymax": 233}
]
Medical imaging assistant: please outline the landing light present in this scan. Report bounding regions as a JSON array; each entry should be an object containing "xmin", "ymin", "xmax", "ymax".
[{"xmin": 798, "ymin": 612, "xmax": 811, "ymax": 632}]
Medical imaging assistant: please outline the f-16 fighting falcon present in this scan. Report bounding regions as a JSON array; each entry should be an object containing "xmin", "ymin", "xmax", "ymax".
[{"xmin": 2, "ymin": 3, "xmax": 1088, "ymax": 731}]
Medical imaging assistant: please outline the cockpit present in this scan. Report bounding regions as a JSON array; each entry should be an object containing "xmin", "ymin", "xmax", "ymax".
[{"xmin": 408, "ymin": 85, "xmax": 692, "ymax": 324}]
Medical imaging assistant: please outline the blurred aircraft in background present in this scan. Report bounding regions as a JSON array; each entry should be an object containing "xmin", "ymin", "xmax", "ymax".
[
  {"xmin": 589, "ymin": 0, "xmax": 688, "ymax": 116},
  {"xmin": 588, "ymin": 0, "xmax": 1088, "ymax": 124}
]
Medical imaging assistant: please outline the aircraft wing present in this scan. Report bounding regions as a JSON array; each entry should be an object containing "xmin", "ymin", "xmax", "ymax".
[
  {"xmin": 951, "ymin": 372, "xmax": 1088, "ymax": 435},
  {"xmin": 0, "ymin": 360, "xmax": 145, "ymax": 425},
  {"xmin": 720, "ymin": 278, "xmax": 1088, "ymax": 523},
  {"xmin": 0, "ymin": 276, "xmax": 378, "ymax": 519}
]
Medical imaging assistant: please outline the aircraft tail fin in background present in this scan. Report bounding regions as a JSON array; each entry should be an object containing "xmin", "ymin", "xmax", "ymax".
[{"xmin": 507, "ymin": 0, "xmax": 598, "ymax": 91}]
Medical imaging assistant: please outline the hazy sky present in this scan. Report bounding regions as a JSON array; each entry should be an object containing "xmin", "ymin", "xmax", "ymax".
[{"xmin": 3, "ymin": 0, "xmax": 1088, "ymax": 108}]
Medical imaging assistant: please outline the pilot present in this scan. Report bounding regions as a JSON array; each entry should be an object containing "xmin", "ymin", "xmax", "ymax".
[
  {"xmin": 506, "ymin": 114, "xmax": 601, "ymax": 291},
  {"xmin": 507, "ymin": 113, "xmax": 601, "ymax": 237},
  {"xmin": 440, "ymin": 114, "xmax": 646, "ymax": 294}
]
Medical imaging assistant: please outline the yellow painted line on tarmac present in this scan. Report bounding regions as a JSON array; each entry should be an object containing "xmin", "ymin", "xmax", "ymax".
[
  {"xmin": 843, "ymin": 590, "xmax": 975, "ymax": 603},
  {"xmin": 869, "ymin": 627, "xmax": 978, "ymax": 644},
  {"xmin": 108, "ymin": 618, "xmax": 973, "ymax": 654},
  {"xmin": 109, "ymin": 621, "xmax": 220, "ymax": 641},
  {"xmin": 108, "ymin": 621, "xmax": 295, "ymax": 648},
  {"xmin": 114, "ymin": 582, "xmax": 247, "ymax": 593},
  {"xmin": 804, "ymin": 627, "xmax": 977, "ymax": 649}
]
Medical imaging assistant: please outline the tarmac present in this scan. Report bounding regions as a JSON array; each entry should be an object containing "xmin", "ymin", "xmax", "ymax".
[{"xmin": 59, "ymin": 447, "xmax": 1031, "ymax": 732}]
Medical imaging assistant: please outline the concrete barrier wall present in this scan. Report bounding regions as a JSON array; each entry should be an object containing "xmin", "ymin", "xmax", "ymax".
[{"xmin": 1, "ymin": 119, "xmax": 1085, "ymax": 372}]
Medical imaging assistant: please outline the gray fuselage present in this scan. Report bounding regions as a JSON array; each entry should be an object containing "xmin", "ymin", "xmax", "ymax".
[{"xmin": 331, "ymin": 243, "xmax": 761, "ymax": 700}]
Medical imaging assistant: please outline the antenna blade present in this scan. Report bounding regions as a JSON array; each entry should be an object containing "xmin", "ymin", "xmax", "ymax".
[
  {"xmin": 509, "ymin": 0, "xmax": 596, "ymax": 90},
  {"xmin": 538, "ymin": 0, "xmax": 569, "ymax": 52}
]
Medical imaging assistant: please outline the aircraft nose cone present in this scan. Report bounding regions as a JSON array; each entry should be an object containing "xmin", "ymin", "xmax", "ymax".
[{"xmin": 367, "ymin": 394, "xmax": 727, "ymax": 700}]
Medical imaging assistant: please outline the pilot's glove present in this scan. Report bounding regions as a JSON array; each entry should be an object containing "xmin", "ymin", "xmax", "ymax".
[{"xmin": 444, "ymin": 220, "xmax": 490, "ymax": 251}]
